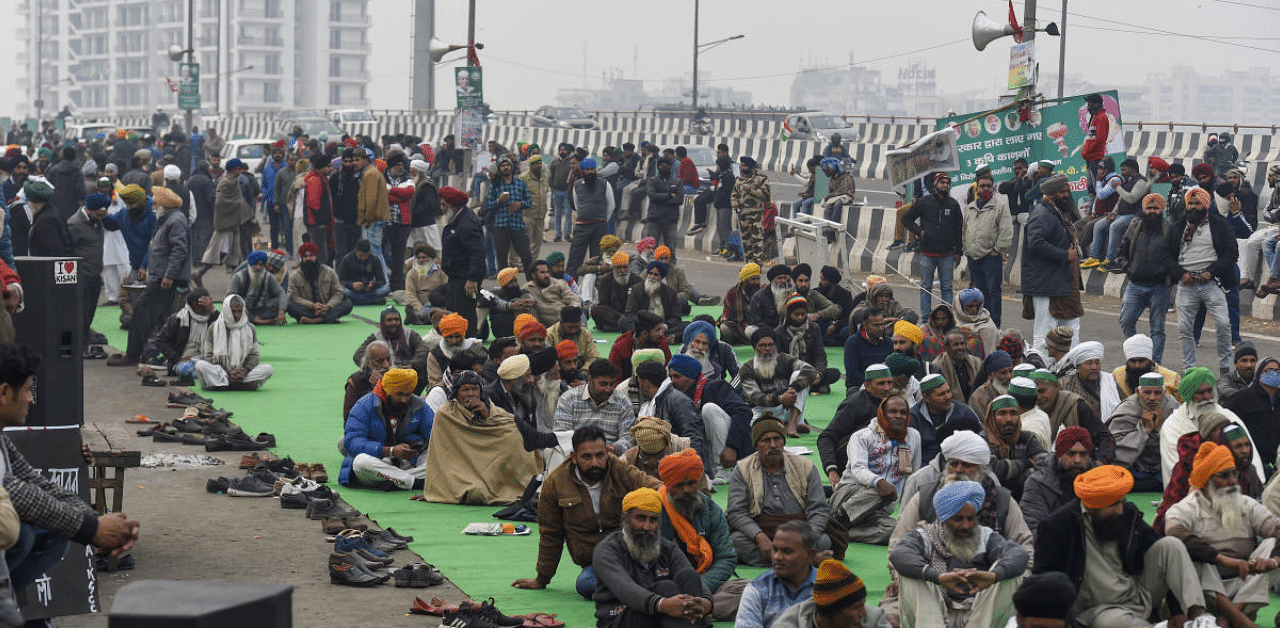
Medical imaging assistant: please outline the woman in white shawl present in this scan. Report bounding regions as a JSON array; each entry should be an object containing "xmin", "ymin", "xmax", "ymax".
[{"xmin": 194, "ymin": 294, "xmax": 273, "ymax": 390}]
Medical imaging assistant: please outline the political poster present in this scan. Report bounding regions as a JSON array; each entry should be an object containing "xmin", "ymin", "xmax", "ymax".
[
  {"xmin": 178, "ymin": 63, "xmax": 200, "ymax": 111},
  {"xmin": 5, "ymin": 426, "xmax": 97, "ymax": 621},
  {"xmin": 936, "ymin": 90, "xmax": 1125, "ymax": 204},
  {"xmin": 887, "ymin": 127, "xmax": 961, "ymax": 188},
  {"xmin": 454, "ymin": 67, "xmax": 483, "ymax": 110}
]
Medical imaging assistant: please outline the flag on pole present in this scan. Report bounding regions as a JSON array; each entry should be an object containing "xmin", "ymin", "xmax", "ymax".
[{"xmin": 1008, "ymin": 0, "xmax": 1024, "ymax": 43}]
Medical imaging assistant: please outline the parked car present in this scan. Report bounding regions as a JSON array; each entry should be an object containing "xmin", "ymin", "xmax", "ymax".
[
  {"xmin": 277, "ymin": 117, "xmax": 344, "ymax": 140},
  {"xmin": 222, "ymin": 138, "xmax": 277, "ymax": 173},
  {"xmin": 661, "ymin": 145, "xmax": 717, "ymax": 188},
  {"xmin": 782, "ymin": 111, "xmax": 859, "ymax": 143},
  {"xmin": 67, "ymin": 123, "xmax": 152, "ymax": 144},
  {"xmin": 530, "ymin": 106, "xmax": 599, "ymax": 130},
  {"xmin": 330, "ymin": 109, "xmax": 378, "ymax": 137}
]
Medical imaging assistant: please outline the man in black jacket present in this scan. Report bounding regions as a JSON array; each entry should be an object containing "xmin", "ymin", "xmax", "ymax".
[
  {"xmin": 667, "ymin": 354, "xmax": 753, "ymax": 472},
  {"xmin": 25, "ymin": 180, "xmax": 73, "ymax": 257},
  {"xmin": 1033, "ymin": 465, "xmax": 1209, "ymax": 627},
  {"xmin": 818, "ymin": 366, "xmax": 895, "ymax": 486},
  {"xmin": 439, "ymin": 186, "xmax": 486, "ymax": 336},
  {"xmin": 44, "ymin": 146, "xmax": 86, "ymax": 220},
  {"xmin": 591, "ymin": 253, "xmax": 640, "ymax": 332},
  {"xmin": 1116, "ymin": 194, "xmax": 1173, "ymax": 365},
  {"xmin": 186, "ymin": 160, "xmax": 216, "ymax": 259},
  {"xmin": 901, "ymin": 172, "xmax": 963, "ymax": 316},
  {"xmin": 1168, "ymin": 188, "xmax": 1237, "ymax": 372},
  {"xmin": 330, "ymin": 148, "xmax": 363, "ymax": 261}
]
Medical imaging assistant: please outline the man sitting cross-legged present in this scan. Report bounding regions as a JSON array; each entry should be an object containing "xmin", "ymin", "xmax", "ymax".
[
  {"xmin": 287, "ymin": 242, "xmax": 354, "ymax": 324},
  {"xmin": 830, "ymin": 395, "xmax": 921, "ymax": 545},
  {"xmin": 591, "ymin": 487, "xmax": 715, "ymax": 628},
  {"xmin": 656, "ymin": 449, "xmax": 742, "ymax": 621},
  {"xmin": 890, "ymin": 480, "xmax": 1027, "ymax": 628},
  {"xmin": 339, "ymin": 367, "xmax": 433, "ymax": 490},
  {"xmin": 193, "ymin": 294, "xmax": 274, "ymax": 391}
]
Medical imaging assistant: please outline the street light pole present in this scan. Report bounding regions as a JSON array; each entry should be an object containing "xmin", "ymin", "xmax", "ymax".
[
  {"xmin": 1057, "ymin": 0, "xmax": 1067, "ymax": 98},
  {"xmin": 1023, "ymin": 0, "xmax": 1036, "ymax": 98},
  {"xmin": 692, "ymin": 0, "xmax": 699, "ymax": 112},
  {"xmin": 186, "ymin": 0, "xmax": 194, "ymax": 133}
]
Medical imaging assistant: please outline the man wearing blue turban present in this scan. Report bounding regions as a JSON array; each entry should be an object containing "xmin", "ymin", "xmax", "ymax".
[
  {"xmin": 889, "ymin": 480, "xmax": 1028, "ymax": 628},
  {"xmin": 228, "ymin": 249, "xmax": 287, "ymax": 325}
]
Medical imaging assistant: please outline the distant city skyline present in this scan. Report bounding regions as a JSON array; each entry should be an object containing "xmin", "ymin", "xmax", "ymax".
[{"xmin": 0, "ymin": 0, "xmax": 1274, "ymax": 124}]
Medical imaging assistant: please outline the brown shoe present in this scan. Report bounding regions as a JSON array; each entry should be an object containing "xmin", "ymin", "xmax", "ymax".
[
  {"xmin": 321, "ymin": 517, "xmax": 346, "ymax": 535},
  {"xmin": 106, "ymin": 354, "xmax": 137, "ymax": 367},
  {"xmin": 295, "ymin": 463, "xmax": 312, "ymax": 480},
  {"xmin": 342, "ymin": 517, "xmax": 370, "ymax": 531},
  {"xmin": 309, "ymin": 463, "xmax": 329, "ymax": 483}
]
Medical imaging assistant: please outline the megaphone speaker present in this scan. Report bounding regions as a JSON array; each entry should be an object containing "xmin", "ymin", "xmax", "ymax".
[{"xmin": 972, "ymin": 11, "xmax": 1016, "ymax": 51}]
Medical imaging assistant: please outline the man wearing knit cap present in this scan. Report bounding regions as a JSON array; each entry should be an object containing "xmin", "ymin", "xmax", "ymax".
[
  {"xmin": 1020, "ymin": 172, "xmax": 1082, "ymax": 354},
  {"xmin": 726, "ymin": 414, "xmax": 837, "ymax": 568},
  {"xmin": 424, "ymin": 312, "xmax": 485, "ymax": 389},
  {"xmin": 911, "ymin": 373, "xmax": 982, "ymax": 465},
  {"xmin": 1169, "ymin": 186, "xmax": 1237, "ymax": 373},
  {"xmin": 1058, "ymin": 340, "xmax": 1120, "ymax": 421},
  {"xmin": 1042, "ymin": 325, "xmax": 1075, "ymax": 375},
  {"xmin": 747, "ymin": 264, "xmax": 797, "ymax": 338},
  {"xmin": 626, "ymin": 259, "xmax": 685, "ymax": 337},
  {"xmin": 1020, "ymin": 427, "xmax": 1097, "ymax": 532},
  {"xmin": 774, "ymin": 295, "xmax": 839, "ymax": 395},
  {"xmin": 25, "ymin": 178, "xmax": 73, "ymax": 257},
  {"xmin": 654, "ymin": 449, "xmax": 738, "ymax": 604},
  {"xmin": 1216, "ymin": 342, "xmax": 1256, "ymax": 405},
  {"xmin": 439, "ymin": 184, "xmax": 486, "ymax": 335},
  {"xmin": 565, "ymin": 156, "xmax": 616, "ymax": 281},
  {"xmin": 739, "ymin": 329, "xmax": 821, "ymax": 438},
  {"xmin": 352, "ymin": 305, "xmax": 431, "ymax": 393},
  {"xmin": 514, "ymin": 426, "xmax": 661, "ymax": 596},
  {"xmin": 1007, "ymin": 572, "xmax": 1077, "ymax": 628},
  {"xmin": 820, "ymin": 364, "xmax": 896, "ymax": 483},
  {"xmin": 1035, "ymin": 465, "xmax": 1212, "ymax": 628},
  {"xmin": 677, "ymin": 318, "xmax": 739, "ymax": 383},
  {"xmin": 546, "ymin": 305, "xmax": 599, "ymax": 373},
  {"xmin": 890, "ymin": 480, "xmax": 1027, "ymax": 628},
  {"xmin": 1165, "ymin": 441, "xmax": 1280, "ymax": 627},
  {"xmin": 719, "ymin": 262, "xmax": 762, "ymax": 345},
  {"xmin": 1111, "ymin": 332, "xmax": 1183, "ymax": 402},
  {"xmin": 770, "ymin": 559, "xmax": 889, "ymax": 628},
  {"xmin": 340, "ymin": 367, "xmax": 434, "ymax": 490},
  {"xmin": 1161, "ymin": 367, "xmax": 1264, "ymax": 487},
  {"xmin": 903, "ymin": 171, "xmax": 964, "ymax": 315},
  {"xmin": 1107, "ymin": 371, "xmax": 1179, "ymax": 492},
  {"xmin": 110, "ymin": 181, "xmax": 192, "ymax": 366},
  {"xmin": 983, "ymin": 393, "xmax": 1050, "ymax": 500},
  {"xmin": 590, "ymin": 485, "xmax": 714, "ymax": 628},
  {"xmin": 287, "ymin": 242, "xmax": 353, "ymax": 324},
  {"xmin": 525, "ymin": 259, "xmax": 581, "ymax": 328},
  {"xmin": 1115, "ymin": 193, "xmax": 1174, "ymax": 364},
  {"xmin": 831, "ymin": 395, "xmax": 920, "ymax": 544},
  {"xmin": 227, "ymin": 250, "xmax": 287, "ymax": 326},
  {"xmin": 591, "ymin": 252, "xmax": 641, "ymax": 332},
  {"xmin": 69, "ymin": 192, "xmax": 112, "ymax": 354},
  {"xmin": 667, "ymin": 352, "xmax": 752, "ymax": 474}
]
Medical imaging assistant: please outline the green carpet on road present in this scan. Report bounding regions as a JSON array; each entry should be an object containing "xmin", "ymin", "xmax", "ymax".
[{"xmin": 94, "ymin": 304, "xmax": 1278, "ymax": 627}]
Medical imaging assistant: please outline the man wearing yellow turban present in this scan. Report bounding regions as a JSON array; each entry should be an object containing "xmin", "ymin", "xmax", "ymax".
[
  {"xmin": 591, "ymin": 485, "xmax": 716, "ymax": 628},
  {"xmin": 1035, "ymin": 465, "xmax": 1212, "ymax": 627},
  {"xmin": 339, "ymin": 367, "xmax": 434, "ymax": 491}
]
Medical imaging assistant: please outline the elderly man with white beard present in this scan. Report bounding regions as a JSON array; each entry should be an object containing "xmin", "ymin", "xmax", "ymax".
[
  {"xmin": 1161, "ymin": 367, "xmax": 1264, "ymax": 487},
  {"xmin": 889, "ymin": 480, "xmax": 1027, "ymax": 628},
  {"xmin": 738, "ymin": 329, "xmax": 821, "ymax": 439},
  {"xmin": 424, "ymin": 312, "xmax": 485, "ymax": 389},
  {"xmin": 746, "ymin": 265, "xmax": 797, "ymax": 339},
  {"xmin": 1057, "ymin": 341, "xmax": 1122, "ymax": 421},
  {"xmin": 626, "ymin": 260, "xmax": 686, "ymax": 338},
  {"xmin": 485, "ymin": 353, "xmax": 560, "ymax": 453},
  {"xmin": 1165, "ymin": 442, "xmax": 1280, "ymax": 628},
  {"xmin": 967, "ymin": 350, "xmax": 1014, "ymax": 419},
  {"xmin": 592, "ymin": 487, "xmax": 715, "ymax": 628},
  {"xmin": 678, "ymin": 319, "xmax": 739, "ymax": 382}
]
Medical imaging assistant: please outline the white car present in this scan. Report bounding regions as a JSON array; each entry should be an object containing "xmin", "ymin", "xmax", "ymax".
[
  {"xmin": 330, "ymin": 109, "xmax": 378, "ymax": 137},
  {"xmin": 222, "ymin": 138, "xmax": 277, "ymax": 173},
  {"xmin": 782, "ymin": 112, "xmax": 859, "ymax": 143}
]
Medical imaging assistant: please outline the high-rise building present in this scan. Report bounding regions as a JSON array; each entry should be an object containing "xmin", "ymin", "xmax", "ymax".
[{"xmin": 16, "ymin": 0, "xmax": 371, "ymax": 121}]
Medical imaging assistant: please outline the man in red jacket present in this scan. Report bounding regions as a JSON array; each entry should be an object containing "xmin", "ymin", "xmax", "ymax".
[
  {"xmin": 303, "ymin": 155, "xmax": 335, "ymax": 265},
  {"xmin": 1081, "ymin": 93, "xmax": 1110, "ymax": 196}
]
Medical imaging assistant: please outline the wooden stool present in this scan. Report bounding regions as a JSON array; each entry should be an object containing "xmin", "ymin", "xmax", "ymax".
[{"xmin": 89, "ymin": 450, "xmax": 141, "ymax": 572}]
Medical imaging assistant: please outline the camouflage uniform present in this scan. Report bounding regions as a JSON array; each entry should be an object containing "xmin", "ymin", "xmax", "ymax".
[{"xmin": 732, "ymin": 171, "xmax": 771, "ymax": 263}]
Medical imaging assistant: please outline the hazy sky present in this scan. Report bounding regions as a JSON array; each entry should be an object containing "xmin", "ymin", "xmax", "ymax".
[{"xmin": 0, "ymin": 0, "xmax": 1274, "ymax": 117}]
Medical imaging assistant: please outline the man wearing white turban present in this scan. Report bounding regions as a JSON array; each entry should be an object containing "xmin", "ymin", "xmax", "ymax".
[
  {"xmin": 890, "ymin": 480, "xmax": 1027, "ymax": 628},
  {"xmin": 1058, "ymin": 341, "xmax": 1120, "ymax": 421},
  {"xmin": 1110, "ymin": 333, "xmax": 1183, "ymax": 402}
]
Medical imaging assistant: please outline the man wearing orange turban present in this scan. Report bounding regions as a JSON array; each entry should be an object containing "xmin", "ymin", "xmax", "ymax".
[
  {"xmin": 339, "ymin": 366, "xmax": 434, "ymax": 491},
  {"xmin": 655, "ymin": 449, "xmax": 736, "ymax": 603},
  {"xmin": 1035, "ymin": 464, "xmax": 1211, "ymax": 627},
  {"xmin": 423, "ymin": 312, "xmax": 483, "ymax": 389},
  {"xmin": 1164, "ymin": 441, "xmax": 1280, "ymax": 624}
]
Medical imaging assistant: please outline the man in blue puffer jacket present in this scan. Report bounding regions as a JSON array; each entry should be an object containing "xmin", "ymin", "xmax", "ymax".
[{"xmin": 340, "ymin": 367, "xmax": 433, "ymax": 490}]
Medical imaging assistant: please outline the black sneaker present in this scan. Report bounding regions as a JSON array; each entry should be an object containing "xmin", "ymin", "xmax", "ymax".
[
  {"xmin": 307, "ymin": 498, "xmax": 361, "ymax": 520},
  {"xmin": 686, "ymin": 224, "xmax": 707, "ymax": 236},
  {"xmin": 279, "ymin": 489, "xmax": 311, "ymax": 509},
  {"xmin": 227, "ymin": 476, "xmax": 275, "ymax": 497},
  {"xmin": 206, "ymin": 477, "xmax": 230, "ymax": 494}
]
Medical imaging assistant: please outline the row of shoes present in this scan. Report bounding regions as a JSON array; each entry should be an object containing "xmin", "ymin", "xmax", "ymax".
[
  {"xmin": 409, "ymin": 597, "xmax": 564, "ymax": 628},
  {"xmin": 328, "ymin": 527, "xmax": 424, "ymax": 587}
]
